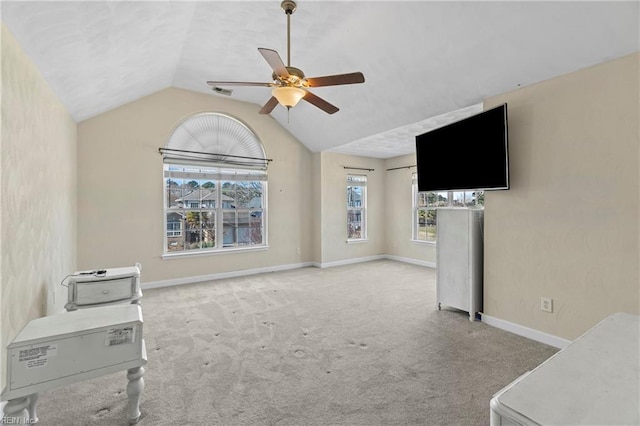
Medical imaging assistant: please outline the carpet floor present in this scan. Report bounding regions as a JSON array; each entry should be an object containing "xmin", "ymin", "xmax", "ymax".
[{"xmin": 29, "ymin": 260, "xmax": 557, "ymax": 425}]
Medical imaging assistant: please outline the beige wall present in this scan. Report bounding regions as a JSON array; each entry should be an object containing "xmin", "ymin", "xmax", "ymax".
[
  {"xmin": 317, "ymin": 152, "xmax": 385, "ymax": 264},
  {"xmin": 483, "ymin": 52, "xmax": 639, "ymax": 340},
  {"xmin": 1, "ymin": 25, "xmax": 77, "ymax": 390},
  {"xmin": 77, "ymin": 87, "xmax": 313, "ymax": 283},
  {"xmin": 384, "ymin": 153, "xmax": 436, "ymax": 265}
]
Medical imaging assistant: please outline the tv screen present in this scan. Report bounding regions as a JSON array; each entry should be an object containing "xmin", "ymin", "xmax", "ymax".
[{"xmin": 415, "ymin": 103, "xmax": 509, "ymax": 192}]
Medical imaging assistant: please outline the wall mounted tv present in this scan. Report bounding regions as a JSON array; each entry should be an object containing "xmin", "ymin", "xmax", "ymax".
[{"xmin": 415, "ymin": 103, "xmax": 509, "ymax": 192}]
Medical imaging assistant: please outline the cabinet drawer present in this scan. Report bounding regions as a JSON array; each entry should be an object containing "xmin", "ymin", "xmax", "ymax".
[{"xmin": 75, "ymin": 278, "xmax": 134, "ymax": 305}]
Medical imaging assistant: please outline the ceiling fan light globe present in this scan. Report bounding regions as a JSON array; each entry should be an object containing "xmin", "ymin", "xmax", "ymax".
[{"xmin": 272, "ymin": 87, "xmax": 305, "ymax": 108}]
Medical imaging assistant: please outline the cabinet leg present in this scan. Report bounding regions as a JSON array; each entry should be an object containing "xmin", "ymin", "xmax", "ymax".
[
  {"xmin": 126, "ymin": 366, "xmax": 145, "ymax": 424},
  {"xmin": 4, "ymin": 396, "xmax": 30, "ymax": 422},
  {"xmin": 28, "ymin": 393, "xmax": 39, "ymax": 423}
]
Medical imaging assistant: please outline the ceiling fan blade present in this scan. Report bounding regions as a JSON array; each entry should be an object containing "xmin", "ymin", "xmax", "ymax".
[
  {"xmin": 259, "ymin": 97, "xmax": 279, "ymax": 115},
  {"xmin": 303, "ymin": 90, "xmax": 339, "ymax": 114},
  {"xmin": 258, "ymin": 48, "xmax": 290, "ymax": 78},
  {"xmin": 207, "ymin": 81, "xmax": 273, "ymax": 87},
  {"xmin": 306, "ymin": 72, "xmax": 365, "ymax": 87}
]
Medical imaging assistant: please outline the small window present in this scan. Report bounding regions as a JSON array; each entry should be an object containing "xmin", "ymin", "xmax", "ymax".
[
  {"xmin": 347, "ymin": 175, "xmax": 367, "ymax": 241},
  {"xmin": 412, "ymin": 173, "xmax": 483, "ymax": 242}
]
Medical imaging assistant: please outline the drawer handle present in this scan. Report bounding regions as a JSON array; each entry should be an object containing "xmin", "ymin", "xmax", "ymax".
[{"xmin": 103, "ymin": 290, "xmax": 109, "ymax": 294}]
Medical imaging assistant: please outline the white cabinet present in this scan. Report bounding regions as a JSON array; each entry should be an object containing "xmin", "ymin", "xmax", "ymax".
[
  {"xmin": 436, "ymin": 208, "xmax": 483, "ymax": 320},
  {"xmin": 490, "ymin": 313, "xmax": 640, "ymax": 425}
]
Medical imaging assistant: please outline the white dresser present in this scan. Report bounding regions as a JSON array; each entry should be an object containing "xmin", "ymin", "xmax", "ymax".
[{"xmin": 490, "ymin": 312, "xmax": 640, "ymax": 425}]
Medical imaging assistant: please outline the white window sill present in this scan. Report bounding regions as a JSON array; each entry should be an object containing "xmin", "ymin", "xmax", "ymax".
[
  {"xmin": 411, "ymin": 239, "xmax": 436, "ymax": 246},
  {"xmin": 346, "ymin": 239, "xmax": 368, "ymax": 244},
  {"xmin": 162, "ymin": 245, "xmax": 269, "ymax": 259}
]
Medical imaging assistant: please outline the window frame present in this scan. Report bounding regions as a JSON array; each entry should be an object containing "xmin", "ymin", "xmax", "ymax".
[
  {"xmin": 347, "ymin": 174, "xmax": 367, "ymax": 242},
  {"xmin": 163, "ymin": 165, "xmax": 268, "ymax": 258},
  {"xmin": 411, "ymin": 173, "xmax": 483, "ymax": 244}
]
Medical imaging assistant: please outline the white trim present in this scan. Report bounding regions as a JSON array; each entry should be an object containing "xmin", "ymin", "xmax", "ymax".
[
  {"xmin": 314, "ymin": 255, "xmax": 386, "ymax": 269},
  {"xmin": 346, "ymin": 239, "xmax": 368, "ymax": 244},
  {"xmin": 410, "ymin": 239, "xmax": 436, "ymax": 247},
  {"xmin": 162, "ymin": 245, "xmax": 269, "ymax": 260},
  {"xmin": 384, "ymin": 255, "xmax": 436, "ymax": 269},
  {"xmin": 146, "ymin": 255, "xmax": 435, "ymax": 289},
  {"xmin": 142, "ymin": 261, "xmax": 314, "ymax": 289},
  {"xmin": 481, "ymin": 313, "xmax": 572, "ymax": 349}
]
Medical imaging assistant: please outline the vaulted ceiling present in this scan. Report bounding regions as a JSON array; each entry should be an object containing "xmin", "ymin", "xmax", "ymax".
[{"xmin": 2, "ymin": 1, "xmax": 638, "ymax": 158}]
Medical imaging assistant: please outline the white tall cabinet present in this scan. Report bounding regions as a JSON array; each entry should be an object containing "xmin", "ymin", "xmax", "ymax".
[{"xmin": 436, "ymin": 208, "xmax": 484, "ymax": 321}]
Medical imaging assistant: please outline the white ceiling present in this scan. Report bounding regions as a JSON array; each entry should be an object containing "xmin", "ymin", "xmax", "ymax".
[{"xmin": 2, "ymin": 1, "xmax": 638, "ymax": 158}]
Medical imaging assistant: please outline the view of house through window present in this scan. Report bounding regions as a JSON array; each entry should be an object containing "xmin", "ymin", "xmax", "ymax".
[
  {"xmin": 164, "ymin": 166, "xmax": 266, "ymax": 253},
  {"xmin": 412, "ymin": 173, "xmax": 483, "ymax": 242},
  {"xmin": 347, "ymin": 175, "xmax": 367, "ymax": 240},
  {"xmin": 162, "ymin": 112, "xmax": 268, "ymax": 256}
]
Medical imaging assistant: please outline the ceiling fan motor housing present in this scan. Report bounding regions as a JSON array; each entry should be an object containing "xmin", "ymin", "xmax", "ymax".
[
  {"xmin": 281, "ymin": 0, "xmax": 297, "ymax": 15},
  {"xmin": 273, "ymin": 66, "xmax": 306, "ymax": 86}
]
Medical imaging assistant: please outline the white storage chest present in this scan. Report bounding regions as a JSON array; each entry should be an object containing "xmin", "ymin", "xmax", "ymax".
[{"xmin": 2, "ymin": 304, "xmax": 145, "ymax": 400}]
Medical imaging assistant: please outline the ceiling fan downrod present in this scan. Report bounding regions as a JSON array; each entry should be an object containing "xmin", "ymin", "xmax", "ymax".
[{"xmin": 281, "ymin": 0, "xmax": 297, "ymax": 67}]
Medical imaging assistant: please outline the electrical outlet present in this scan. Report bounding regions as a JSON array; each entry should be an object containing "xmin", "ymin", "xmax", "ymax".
[{"xmin": 541, "ymin": 297, "xmax": 553, "ymax": 313}]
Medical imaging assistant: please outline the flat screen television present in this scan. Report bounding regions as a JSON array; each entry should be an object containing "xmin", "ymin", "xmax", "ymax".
[{"xmin": 415, "ymin": 103, "xmax": 509, "ymax": 192}]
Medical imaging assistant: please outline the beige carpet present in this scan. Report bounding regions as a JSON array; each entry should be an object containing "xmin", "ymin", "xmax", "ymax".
[{"xmin": 29, "ymin": 260, "xmax": 557, "ymax": 425}]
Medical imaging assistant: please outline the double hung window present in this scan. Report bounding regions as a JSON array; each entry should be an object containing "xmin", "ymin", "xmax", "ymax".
[
  {"xmin": 412, "ymin": 173, "xmax": 484, "ymax": 243},
  {"xmin": 347, "ymin": 175, "xmax": 367, "ymax": 241},
  {"xmin": 164, "ymin": 166, "xmax": 266, "ymax": 253}
]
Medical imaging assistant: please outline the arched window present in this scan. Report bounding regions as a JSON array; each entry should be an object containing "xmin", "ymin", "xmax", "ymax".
[{"xmin": 161, "ymin": 113, "xmax": 268, "ymax": 256}]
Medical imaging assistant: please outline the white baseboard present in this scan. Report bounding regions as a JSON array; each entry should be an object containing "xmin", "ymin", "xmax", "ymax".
[
  {"xmin": 142, "ymin": 255, "xmax": 433, "ymax": 289},
  {"xmin": 142, "ymin": 261, "xmax": 315, "ymax": 289},
  {"xmin": 384, "ymin": 255, "xmax": 436, "ymax": 269},
  {"xmin": 314, "ymin": 255, "xmax": 386, "ymax": 269},
  {"xmin": 481, "ymin": 313, "xmax": 572, "ymax": 349}
]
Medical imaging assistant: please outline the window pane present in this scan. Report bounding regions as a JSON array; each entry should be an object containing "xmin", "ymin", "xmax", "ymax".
[
  {"xmin": 470, "ymin": 191, "xmax": 484, "ymax": 206},
  {"xmin": 234, "ymin": 182, "xmax": 251, "ymax": 208},
  {"xmin": 184, "ymin": 211, "xmax": 203, "ymax": 250},
  {"xmin": 347, "ymin": 186, "xmax": 363, "ymax": 208},
  {"xmin": 451, "ymin": 192, "xmax": 463, "ymax": 207},
  {"xmin": 201, "ymin": 210, "xmax": 216, "ymax": 249},
  {"xmin": 250, "ymin": 210, "xmax": 263, "ymax": 245},
  {"xmin": 417, "ymin": 192, "xmax": 429, "ymax": 208},
  {"xmin": 347, "ymin": 210, "xmax": 363, "ymax": 239},
  {"xmin": 237, "ymin": 211, "xmax": 251, "ymax": 245},
  {"xmin": 248, "ymin": 182, "xmax": 263, "ymax": 209},
  {"xmin": 166, "ymin": 178, "xmax": 183, "ymax": 209},
  {"xmin": 347, "ymin": 175, "xmax": 366, "ymax": 184},
  {"xmin": 166, "ymin": 212, "xmax": 184, "ymax": 251},
  {"xmin": 222, "ymin": 211, "xmax": 236, "ymax": 246},
  {"xmin": 434, "ymin": 192, "xmax": 449, "ymax": 207},
  {"xmin": 426, "ymin": 209, "xmax": 437, "ymax": 241}
]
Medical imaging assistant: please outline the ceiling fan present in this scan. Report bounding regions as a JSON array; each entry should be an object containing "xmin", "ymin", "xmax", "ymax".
[{"xmin": 206, "ymin": 0, "xmax": 365, "ymax": 115}]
